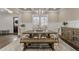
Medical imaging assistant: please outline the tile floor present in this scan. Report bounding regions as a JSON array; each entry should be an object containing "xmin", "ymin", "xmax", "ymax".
[{"xmin": 0, "ymin": 35, "xmax": 76, "ymax": 51}]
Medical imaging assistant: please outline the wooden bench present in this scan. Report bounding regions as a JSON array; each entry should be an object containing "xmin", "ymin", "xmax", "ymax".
[{"xmin": 20, "ymin": 38, "xmax": 58, "ymax": 50}]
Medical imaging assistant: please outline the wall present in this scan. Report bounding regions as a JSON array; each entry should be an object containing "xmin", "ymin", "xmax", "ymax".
[
  {"xmin": 59, "ymin": 8, "xmax": 79, "ymax": 28},
  {"xmin": 20, "ymin": 11, "xmax": 61, "ymax": 33},
  {"xmin": 59, "ymin": 8, "xmax": 79, "ymax": 21},
  {"xmin": 66, "ymin": 20, "xmax": 79, "ymax": 28},
  {"xmin": 47, "ymin": 8, "xmax": 79, "ymax": 32},
  {"xmin": 1, "ymin": 8, "xmax": 79, "ymax": 34},
  {"xmin": 48, "ymin": 11, "xmax": 59, "ymax": 22},
  {"xmin": 21, "ymin": 12, "xmax": 32, "ymax": 23},
  {"xmin": 19, "ymin": 8, "xmax": 79, "ymax": 33},
  {"xmin": 48, "ymin": 22, "xmax": 62, "ymax": 32},
  {"xmin": 0, "ymin": 13, "xmax": 20, "ymax": 33},
  {"xmin": 48, "ymin": 11, "xmax": 61, "ymax": 32},
  {"xmin": 18, "ymin": 12, "xmax": 32, "ymax": 33},
  {"xmin": 0, "ymin": 14, "xmax": 13, "ymax": 33}
]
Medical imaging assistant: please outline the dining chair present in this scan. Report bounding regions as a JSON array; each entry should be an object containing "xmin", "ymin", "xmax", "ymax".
[
  {"xmin": 40, "ymin": 33, "xmax": 47, "ymax": 39},
  {"xmin": 33, "ymin": 33, "xmax": 39, "ymax": 39}
]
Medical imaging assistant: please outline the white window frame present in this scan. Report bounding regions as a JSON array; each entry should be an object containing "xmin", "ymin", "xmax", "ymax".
[{"xmin": 32, "ymin": 15, "xmax": 48, "ymax": 29}]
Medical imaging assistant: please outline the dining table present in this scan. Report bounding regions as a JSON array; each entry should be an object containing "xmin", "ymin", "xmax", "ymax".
[{"xmin": 20, "ymin": 29, "xmax": 58, "ymax": 50}]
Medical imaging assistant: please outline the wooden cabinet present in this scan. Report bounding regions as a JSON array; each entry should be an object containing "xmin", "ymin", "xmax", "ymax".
[
  {"xmin": 61, "ymin": 27, "xmax": 74, "ymax": 40},
  {"xmin": 61, "ymin": 27, "xmax": 79, "ymax": 50},
  {"xmin": 61, "ymin": 27, "xmax": 79, "ymax": 40}
]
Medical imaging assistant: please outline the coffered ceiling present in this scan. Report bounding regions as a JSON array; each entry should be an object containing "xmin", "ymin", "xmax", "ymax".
[{"xmin": 0, "ymin": 8, "xmax": 61, "ymax": 15}]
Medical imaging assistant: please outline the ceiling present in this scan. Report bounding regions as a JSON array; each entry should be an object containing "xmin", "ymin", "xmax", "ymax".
[
  {"xmin": 0, "ymin": 8, "xmax": 61, "ymax": 15},
  {"xmin": 19, "ymin": 8, "xmax": 60, "ymax": 11}
]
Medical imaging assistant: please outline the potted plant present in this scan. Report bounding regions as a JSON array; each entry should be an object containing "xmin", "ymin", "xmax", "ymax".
[
  {"xmin": 20, "ymin": 24, "xmax": 26, "ymax": 33},
  {"xmin": 62, "ymin": 21, "xmax": 68, "ymax": 26},
  {"xmin": 20, "ymin": 24, "xmax": 25, "ymax": 27}
]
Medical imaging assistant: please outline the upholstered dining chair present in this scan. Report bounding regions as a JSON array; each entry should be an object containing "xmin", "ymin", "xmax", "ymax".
[
  {"xmin": 33, "ymin": 33, "xmax": 39, "ymax": 39},
  {"xmin": 54, "ymin": 28, "xmax": 61, "ymax": 46},
  {"xmin": 40, "ymin": 33, "xmax": 47, "ymax": 39}
]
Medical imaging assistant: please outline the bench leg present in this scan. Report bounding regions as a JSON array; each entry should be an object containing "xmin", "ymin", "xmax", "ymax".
[
  {"xmin": 49, "ymin": 43, "xmax": 54, "ymax": 50},
  {"xmin": 23, "ymin": 43, "xmax": 27, "ymax": 51},
  {"xmin": 51, "ymin": 43, "xmax": 54, "ymax": 50}
]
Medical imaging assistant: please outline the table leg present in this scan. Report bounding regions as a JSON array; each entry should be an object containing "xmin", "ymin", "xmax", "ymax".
[{"xmin": 51, "ymin": 43, "xmax": 54, "ymax": 50}]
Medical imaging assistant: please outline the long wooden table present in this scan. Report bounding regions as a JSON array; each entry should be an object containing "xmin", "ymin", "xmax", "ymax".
[
  {"xmin": 20, "ymin": 30, "xmax": 58, "ymax": 50},
  {"xmin": 23, "ymin": 30, "xmax": 57, "ymax": 34}
]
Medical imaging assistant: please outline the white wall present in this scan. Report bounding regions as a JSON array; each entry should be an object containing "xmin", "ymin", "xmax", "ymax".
[
  {"xmin": 59, "ymin": 8, "xmax": 74, "ymax": 21},
  {"xmin": 48, "ymin": 11, "xmax": 59, "ymax": 22},
  {"xmin": 59, "ymin": 8, "xmax": 79, "ymax": 28},
  {"xmin": 47, "ymin": 8, "xmax": 79, "ymax": 32},
  {"xmin": 0, "ymin": 13, "xmax": 20, "ymax": 33},
  {"xmin": 20, "ymin": 11, "xmax": 61, "ymax": 32},
  {"xmin": 0, "ymin": 14, "xmax": 13, "ymax": 33},
  {"xmin": 66, "ymin": 20, "xmax": 79, "ymax": 28},
  {"xmin": 21, "ymin": 12, "xmax": 32, "ymax": 22},
  {"xmin": 48, "ymin": 22, "xmax": 62, "ymax": 32},
  {"xmin": 59, "ymin": 8, "xmax": 79, "ymax": 21},
  {"xmin": 1, "ymin": 8, "xmax": 78, "ymax": 34},
  {"xmin": 48, "ymin": 11, "xmax": 61, "ymax": 32}
]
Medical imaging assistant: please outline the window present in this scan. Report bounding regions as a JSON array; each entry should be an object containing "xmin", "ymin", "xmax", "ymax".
[
  {"xmin": 32, "ymin": 15, "xmax": 48, "ymax": 29},
  {"xmin": 32, "ymin": 16, "xmax": 39, "ymax": 26},
  {"xmin": 41, "ymin": 16, "xmax": 48, "ymax": 26}
]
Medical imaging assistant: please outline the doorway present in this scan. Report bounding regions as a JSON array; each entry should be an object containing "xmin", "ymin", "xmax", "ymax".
[{"xmin": 13, "ymin": 17, "xmax": 19, "ymax": 35}]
